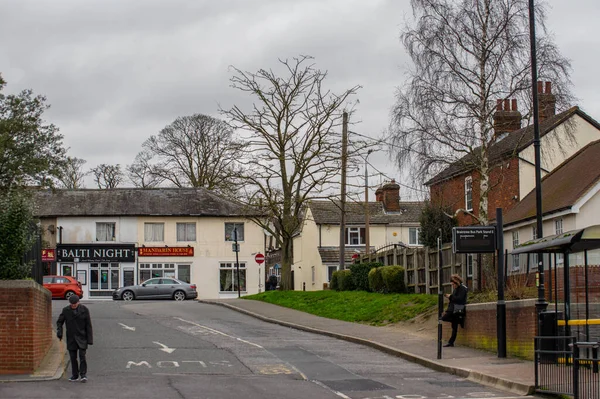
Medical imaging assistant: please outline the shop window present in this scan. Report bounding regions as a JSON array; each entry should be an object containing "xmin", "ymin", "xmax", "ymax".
[{"xmin": 219, "ymin": 262, "xmax": 246, "ymax": 292}]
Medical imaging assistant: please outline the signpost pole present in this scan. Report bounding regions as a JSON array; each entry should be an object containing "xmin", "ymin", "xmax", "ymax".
[
  {"xmin": 496, "ymin": 208, "xmax": 507, "ymax": 358},
  {"xmin": 234, "ymin": 228, "xmax": 241, "ymax": 298},
  {"xmin": 437, "ymin": 231, "xmax": 443, "ymax": 360}
]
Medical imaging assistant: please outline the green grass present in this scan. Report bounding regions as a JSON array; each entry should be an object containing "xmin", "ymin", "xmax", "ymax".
[{"xmin": 243, "ymin": 290, "xmax": 438, "ymax": 326}]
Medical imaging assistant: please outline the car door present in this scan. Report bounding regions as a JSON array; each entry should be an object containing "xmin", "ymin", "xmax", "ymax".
[
  {"xmin": 54, "ymin": 277, "xmax": 68, "ymax": 298},
  {"xmin": 43, "ymin": 277, "xmax": 57, "ymax": 297},
  {"xmin": 159, "ymin": 278, "xmax": 179, "ymax": 298},
  {"xmin": 137, "ymin": 278, "xmax": 161, "ymax": 299}
]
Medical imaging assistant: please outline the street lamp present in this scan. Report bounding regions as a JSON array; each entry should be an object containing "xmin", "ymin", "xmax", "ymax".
[
  {"xmin": 528, "ymin": 0, "xmax": 547, "ymax": 316},
  {"xmin": 364, "ymin": 149, "xmax": 374, "ymax": 257}
]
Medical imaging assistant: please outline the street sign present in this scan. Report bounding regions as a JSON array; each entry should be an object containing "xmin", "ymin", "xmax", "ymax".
[
  {"xmin": 232, "ymin": 243, "xmax": 240, "ymax": 252},
  {"xmin": 255, "ymin": 253, "xmax": 265, "ymax": 264},
  {"xmin": 452, "ymin": 226, "xmax": 497, "ymax": 253}
]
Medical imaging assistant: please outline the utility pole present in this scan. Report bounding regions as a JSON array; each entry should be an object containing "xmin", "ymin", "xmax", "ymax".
[
  {"xmin": 364, "ymin": 150, "xmax": 373, "ymax": 258},
  {"xmin": 339, "ymin": 111, "xmax": 348, "ymax": 271}
]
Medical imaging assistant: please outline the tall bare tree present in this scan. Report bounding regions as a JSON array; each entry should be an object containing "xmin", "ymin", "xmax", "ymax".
[
  {"xmin": 126, "ymin": 149, "xmax": 163, "ymax": 188},
  {"xmin": 134, "ymin": 114, "xmax": 244, "ymax": 195},
  {"xmin": 389, "ymin": 0, "xmax": 573, "ymax": 225},
  {"xmin": 91, "ymin": 164, "xmax": 123, "ymax": 189},
  {"xmin": 58, "ymin": 157, "xmax": 88, "ymax": 189},
  {"xmin": 221, "ymin": 55, "xmax": 361, "ymax": 290}
]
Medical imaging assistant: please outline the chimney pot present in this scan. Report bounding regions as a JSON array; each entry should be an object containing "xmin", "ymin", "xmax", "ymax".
[
  {"xmin": 545, "ymin": 81, "xmax": 552, "ymax": 93},
  {"xmin": 496, "ymin": 99, "xmax": 503, "ymax": 111},
  {"xmin": 511, "ymin": 99, "xmax": 517, "ymax": 111},
  {"xmin": 503, "ymin": 99, "xmax": 510, "ymax": 111},
  {"xmin": 537, "ymin": 81, "xmax": 543, "ymax": 93}
]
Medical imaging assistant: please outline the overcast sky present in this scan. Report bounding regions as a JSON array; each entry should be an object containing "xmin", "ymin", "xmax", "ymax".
[{"xmin": 1, "ymin": 0, "xmax": 598, "ymax": 200}]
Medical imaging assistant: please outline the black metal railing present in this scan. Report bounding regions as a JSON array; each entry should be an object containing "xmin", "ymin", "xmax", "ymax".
[
  {"xmin": 573, "ymin": 342, "xmax": 600, "ymax": 399},
  {"xmin": 535, "ymin": 336, "xmax": 576, "ymax": 396}
]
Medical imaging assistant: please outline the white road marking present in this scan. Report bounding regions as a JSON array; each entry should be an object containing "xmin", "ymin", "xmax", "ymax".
[
  {"xmin": 126, "ymin": 361, "xmax": 151, "ymax": 369},
  {"xmin": 312, "ymin": 380, "xmax": 352, "ymax": 399},
  {"xmin": 153, "ymin": 341, "xmax": 176, "ymax": 354},
  {"xmin": 118, "ymin": 323, "xmax": 136, "ymax": 331},
  {"xmin": 182, "ymin": 360, "xmax": 207, "ymax": 368},
  {"xmin": 175, "ymin": 317, "xmax": 263, "ymax": 348}
]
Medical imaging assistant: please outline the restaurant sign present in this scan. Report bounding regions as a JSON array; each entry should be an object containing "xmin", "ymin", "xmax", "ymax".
[
  {"xmin": 42, "ymin": 248, "xmax": 56, "ymax": 262},
  {"xmin": 138, "ymin": 247, "xmax": 194, "ymax": 257},
  {"xmin": 57, "ymin": 244, "xmax": 136, "ymax": 262}
]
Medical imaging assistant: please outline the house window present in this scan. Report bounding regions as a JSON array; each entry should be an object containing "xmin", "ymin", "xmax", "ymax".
[
  {"xmin": 327, "ymin": 266, "xmax": 337, "ymax": 282},
  {"xmin": 512, "ymin": 231, "xmax": 520, "ymax": 271},
  {"xmin": 409, "ymin": 227, "xmax": 421, "ymax": 246},
  {"xmin": 225, "ymin": 223, "xmax": 245, "ymax": 242},
  {"xmin": 311, "ymin": 266, "xmax": 315, "ymax": 284},
  {"xmin": 466, "ymin": 254, "xmax": 474, "ymax": 277},
  {"xmin": 555, "ymin": 218, "xmax": 563, "ymax": 235},
  {"xmin": 345, "ymin": 227, "xmax": 365, "ymax": 246},
  {"xmin": 177, "ymin": 223, "xmax": 196, "ymax": 242},
  {"xmin": 144, "ymin": 223, "xmax": 164, "ymax": 242},
  {"xmin": 219, "ymin": 262, "xmax": 246, "ymax": 292},
  {"xmin": 465, "ymin": 176, "xmax": 473, "ymax": 211},
  {"xmin": 96, "ymin": 222, "xmax": 115, "ymax": 241}
]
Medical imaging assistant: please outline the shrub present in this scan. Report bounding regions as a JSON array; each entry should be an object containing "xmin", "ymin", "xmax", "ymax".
[
  {"xmin": 349, "ymin": 262, "xmax": 381, "ymax": 291},
  {"xmin": 381, "ymin": 265, "xmax": 405, "ymax": 293},
  {"xmin": 337, "ymin": 270, "xmax": 356, "ymax": 291},
  {"xmin": 330, "ymin": 271, "xmax": 339, "ymax": 291},
  {"xmin": 368, "ymin": 267, "xmax": 385, "ymax": 293}
]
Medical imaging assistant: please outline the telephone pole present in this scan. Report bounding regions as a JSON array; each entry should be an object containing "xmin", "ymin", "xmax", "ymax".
[{"xmin": 339, "ymin": 111, "xmax": 348, "ymax": 271}]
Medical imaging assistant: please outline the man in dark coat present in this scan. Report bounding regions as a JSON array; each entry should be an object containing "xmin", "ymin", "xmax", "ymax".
[{"xmin": 57, "ymin": 294, "xmax": 93, "ymax": 382}]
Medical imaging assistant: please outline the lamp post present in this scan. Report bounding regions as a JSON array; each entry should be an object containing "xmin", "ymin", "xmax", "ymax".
[
  {"xmin": 364, "ymin": 149, "xmax": 374, "ymax": 257},
  {"xmin": 528, "ymin": 0, "xmax": 547, "ymax": 316}
]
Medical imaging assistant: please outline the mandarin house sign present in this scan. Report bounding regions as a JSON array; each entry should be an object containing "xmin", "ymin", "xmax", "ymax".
[
  {"xmin": 42, "ymin": 248, "xmax": 56, "ymax": 262},
  {"xmin": 57, "ymin": 244, "xmax": 136, "ymax": 263},
  {"xmin": 138, "ymin": 247, "xmax": 194, "ymax": 257}
]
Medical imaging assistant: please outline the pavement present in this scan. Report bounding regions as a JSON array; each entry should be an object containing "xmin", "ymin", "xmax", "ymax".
[
  {"xmin": 0, "ymin": 299, "xmax": 536, "ymax": 397},
  {"xmin": 199, "ymin": 298, "xmax": 537, "ymax": 397}
]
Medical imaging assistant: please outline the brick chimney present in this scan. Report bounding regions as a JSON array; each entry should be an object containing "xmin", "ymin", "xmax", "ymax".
[
  {"xmin": 538, "ymin": 81, "xmax": 556, "ymax": 122},
  {"xmin": 493, "ymin": 98, "xmax": 521, "ymax": 135},
  {"xmin": 375, "ymin": 179, "xmax": 400, "ymax": 212}
]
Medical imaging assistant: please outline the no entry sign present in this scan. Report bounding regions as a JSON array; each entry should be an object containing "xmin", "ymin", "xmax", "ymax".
[{"xmin": 255, "ymin": 253, "xmax": 265, "ymax": 264}]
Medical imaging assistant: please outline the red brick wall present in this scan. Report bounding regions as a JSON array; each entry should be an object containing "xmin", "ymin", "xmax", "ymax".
[
  {"xmin": 431, "ymin": 157, "xmax": 520, "ymax": 226},
  {"xmin": 444, "ymin": 299, "xmax": 538, "ymax": 360},
  {"xmin": 0, "ymin": 281, "xmax": 52, "ymax": 374}
]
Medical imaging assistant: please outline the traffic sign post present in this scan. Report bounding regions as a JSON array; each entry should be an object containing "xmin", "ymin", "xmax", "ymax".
[{"xmin": 255, "ymin": 253, "xmax": 265, "ymax": 264}]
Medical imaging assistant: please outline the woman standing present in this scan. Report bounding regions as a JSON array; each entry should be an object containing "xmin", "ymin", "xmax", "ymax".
[{"xmin": 441, "ymin": 274, "xmax": 468, "ymax": 347}]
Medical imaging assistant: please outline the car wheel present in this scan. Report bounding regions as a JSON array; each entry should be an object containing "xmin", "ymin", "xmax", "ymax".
[
  {"xmin": 173, "ymin": 290, "xmax": 186, "ymax": 301},
  {"xmin": 64, "ymin": 291, "xmax": 75, "ymax": 300},
  {"xmin": 122, "ymin": 290, "xmax": 135, "ymax": 301}
]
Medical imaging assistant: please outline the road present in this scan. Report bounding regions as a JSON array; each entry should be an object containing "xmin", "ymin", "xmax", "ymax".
[{"xmin": 1, "ymin": 300, "xmax": 538, "ymax": 399}]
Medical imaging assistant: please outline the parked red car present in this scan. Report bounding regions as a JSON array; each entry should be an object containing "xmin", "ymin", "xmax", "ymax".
[{"xmin": 43, "ymin": 275, "xmax": 83, "ymax": 300}]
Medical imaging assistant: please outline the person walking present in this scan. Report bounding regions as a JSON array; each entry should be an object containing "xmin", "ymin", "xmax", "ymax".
[
  {"xmin": 57, "ymin": 294, "xmax": 93, "ymax": 382},
  {"xmin": 441, "ymin": 274, "xmax": 468, "ymax": 347}
]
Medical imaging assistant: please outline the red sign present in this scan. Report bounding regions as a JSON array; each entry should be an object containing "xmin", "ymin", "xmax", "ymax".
[
  {"xmin": 351, "ymin": 253, "xmax": 359, "ymax": 260},
  {"xmin": 42, "ymin": 248, "xmax": 56, "ymax": 262},
  {"xmin": 138, "ymin": 247, "xmax": 194, "ymax": 257},
  {"xmin": 255, "ymin": 253, "xmax": 265, "ymax": 264}
]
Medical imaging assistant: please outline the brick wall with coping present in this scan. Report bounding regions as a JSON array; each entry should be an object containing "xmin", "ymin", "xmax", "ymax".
[
  {"xmin": 0, "ymin": 280, "xmax": 52, "ymax": 374},
  {"xmin": 444, "ymin": 298, "xmax": 538, "ymax": 360}
]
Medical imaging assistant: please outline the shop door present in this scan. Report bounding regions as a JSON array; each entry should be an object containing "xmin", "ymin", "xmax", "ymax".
[{"xmin": 123, "ymin": 270, "xmax": 134, "ymax": 287}]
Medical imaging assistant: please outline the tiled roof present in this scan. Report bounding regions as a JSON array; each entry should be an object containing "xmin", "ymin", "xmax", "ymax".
[
  {"xmin": 33, "ymin": 188, "xmax": 260, "ymax": 217},
  {"xmin": 309, "ymin": 200, "xmax": 424, "ymax": 225},
  {"xmin": 504, "ymin": 140, "xmax": 600, "ymax": 226},
  {"xmin": 426, "ymin": 107, "xmax": 599, "ymax": 185}
]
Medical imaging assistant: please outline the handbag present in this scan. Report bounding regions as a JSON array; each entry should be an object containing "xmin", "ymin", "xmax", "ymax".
[{"xmin": 453, "ymin": 304, "xmax": 466, "ymax": 315}]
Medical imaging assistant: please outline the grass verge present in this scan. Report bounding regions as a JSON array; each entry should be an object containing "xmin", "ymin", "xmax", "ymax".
[{"xmin": 243, "ymin": 290, "xmax": 438, "ymax": 326}]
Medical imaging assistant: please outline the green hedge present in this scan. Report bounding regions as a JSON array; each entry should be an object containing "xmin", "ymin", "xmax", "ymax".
[
  {"xmin": 349, "ymin": 262, "xmax": 381, "ymax": 291},
  {"xmin": 336, "ymin": 269, "xmax": 355, "ymax": 291},
  {"xmin": 380, "ymin": 265, "xmax": 405, "ymax": 293},
  {"xmin": 368, "ymin": 267, "xmax": 385, "ymax": 293},
  {"xmin": 330, "ymin": 271, "xmax": 339, "ymax": 291}
]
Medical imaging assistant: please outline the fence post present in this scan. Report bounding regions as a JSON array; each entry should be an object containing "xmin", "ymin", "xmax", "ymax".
[
  {"xmin": 573, "ymin": 343, "xmax": 579, "ymax": 399},
  {"xmin": 425, "ymin": 246, "xmax": 430, "ymax": 294}
]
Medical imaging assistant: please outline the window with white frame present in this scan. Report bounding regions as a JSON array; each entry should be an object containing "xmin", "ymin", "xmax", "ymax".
[
  {"xmin": 311, "ymin": 266, "xmax": 315, "ymax": 284},
  {"xmin": 555, "ymin": 218, "xmax": 563, "ymax": 235},
  {"xmin": 225, "ymin": 223, "xmax": 244, "ymax": 242},
  {"xmin": 144, "ymin": 223, "xmax": 164, "ymax": 242},
  {"xmin": 466, "ymin": 254, "xmax": 474, "ymax": 277},
  {"xmin": 96, "ymin": 222, "xmax": 115, "ymax": 241},
  {"xmin": 345, "ymin": 227, "xmax": 365, "ymax": 245},
  {"xmin": 465, "ymin": 176, "xmax": 473, "ymax": 211},
  {"xmin": 176, "ymin": 222, "xmax": 196, "ymax": 241},
  {"xmin": 139, "ymin": 263, "xmax": 176, "ymax": 282},
  {"xmin": 409, "ymin": 227, "xmax": 421, "ymax": 246},
  {"xmin": 512, "ymin": 231, "xmax": 520, "ymax": 270},
  {"xmin": 219, "ymin": 262, "xmax": 246, "ymax": 292}
]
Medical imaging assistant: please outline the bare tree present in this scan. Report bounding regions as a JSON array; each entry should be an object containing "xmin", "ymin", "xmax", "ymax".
[
  {"xmin": 389, "ymin": 0, "xmax": 573, "ymax": 225},
  {"xmin": 221, "ymin": 55, "xmax": 361, "ymax": 290},
  {"xmin": 134, "ymin": 114, "xmax": 245, "ymax": 195},
  {"xmin": 91, "ymin": 164, "xmax": 123, "ymax": 189},
  {"xmin": 126, "ymin": 150, "xmax": 163, "ymax": 188},
  {"xmin": 57, "ymin": 157, "xmax": 88, "ymax": 189}
]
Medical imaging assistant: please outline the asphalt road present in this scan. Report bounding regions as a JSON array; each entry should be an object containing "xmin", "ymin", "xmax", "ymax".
[{"xmin": 0, "ymin": 300, "xmax": 538, "ymax": 399}]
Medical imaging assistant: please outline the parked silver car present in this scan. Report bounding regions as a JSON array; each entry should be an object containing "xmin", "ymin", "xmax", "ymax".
[{"xmin": 112, "ymin": 278, "xmax": 198, "ymax": 301}]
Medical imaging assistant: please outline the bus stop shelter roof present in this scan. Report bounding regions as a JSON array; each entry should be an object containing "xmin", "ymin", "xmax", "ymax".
[{"xmin": 511, "ymin": 224, "xmax": 600, "ymax": 255}]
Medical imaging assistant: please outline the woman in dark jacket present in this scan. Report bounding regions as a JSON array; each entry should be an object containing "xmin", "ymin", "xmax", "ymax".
[{"xmin": 441, "ymin": 274, "xmax": 468, "ymax": 347}]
